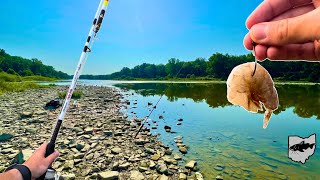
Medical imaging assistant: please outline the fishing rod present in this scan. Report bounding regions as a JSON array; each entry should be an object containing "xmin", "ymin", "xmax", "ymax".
[{"xmin": 38, "ymin": 0, "xmax": 110, "ymax": 179}]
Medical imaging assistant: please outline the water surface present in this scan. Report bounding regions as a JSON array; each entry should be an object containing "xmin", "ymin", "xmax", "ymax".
[{"xmin": 115, "ymin": 82, "xmax": 320, "ymax": 180}]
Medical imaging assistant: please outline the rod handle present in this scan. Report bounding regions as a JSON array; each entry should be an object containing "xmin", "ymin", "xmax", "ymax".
[
  {"xmin": 45, "ymin": 142, "xmax": 55, "ymax": 157},
  {"xmin": 35, "ymin": 142, "xmax": 55, "ymax": 180}
]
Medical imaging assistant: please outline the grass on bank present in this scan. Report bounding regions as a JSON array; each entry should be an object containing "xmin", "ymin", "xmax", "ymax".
[
  {"xmin": 22, "ymin": 75, "xmax": 57, "ymax": 82},
  {"xmin": 58, "ymin": 91, "xmax": 83, "ymax": 99},
  {"xmin": 0, "ymin": 72, "xmax": 57, "ymax": 95},
  {"xmin": 0, "ymin": 81, "xmax": 47, "ymax": 95}
]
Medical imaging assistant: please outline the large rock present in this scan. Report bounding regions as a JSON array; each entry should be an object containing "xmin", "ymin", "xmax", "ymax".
[
  {"xmin": 98, "ymin": 171, "xmax": 119, "ymax": 180},
  {"xmin": 185, "ymin": 160, "xmax": 197, "ymax": 169},
  {"xmin": 104, "ymin": 131, "xmax": 113, "ymax": 136},
  {"xmin": 138, "ymin": 166, "xmax": 148, "ymax": 172},
  {"xmin": 1, "ymin": 148, "xmax": 14, "ymax": 154},
  {"xmin": 159, "ymin": 174, "xmax": 169, "ymax": 180},
  {"xmin": 63, "ymin": 160, "xmax": 74, "ymax": 170},
  {"xmin": 130, "ymin": 170, "xmax": 144, "ymax": 180},
  {"xmin": 179, "ymin": 173, "xmax": 187, "ymax": 180},
  {"xmin": 111, "ymin": 147, "xmax": 122, "ymax": 154},
  {"xmin": 145, "ymin": 148, "xmax": 155, "ymax": 154},
  {"xmin": 61, "ymin": 173, "xmax": 76, "ymax": 180},
  {"xmin": 74, "ymin": 153, "xmax": 85, "ymax": 159},
  {"xmin": 179, "ymin": 147, "xmax": 188, "ymax": 154},
  {"xmin": 195, "ymin": 172, "xmax": 204, "ymax": 180},
  {"xmin": 174, "ymin": 154, "xmax": 182, "ymax": 160},
  {"xmin": 151, "ymin": 154, "xmax": 160, "ymax": 161},
  {"xmin": 118, "ymin": 162, "xmax": 130, "ymax": 170},
  {"xmin": 156, "ymin": 163, "xmax": 167, "ymax": 174},
  {"xmin": 84, "ymin": 127, "xmax": 94, "ymax": 134},
  {"xmin": 162, "ymin": 156, "xmax": 174, "ymax": 164},
  {"xmin": 149, "ymin": 160, "xmax": 156, "ymax": 169}
]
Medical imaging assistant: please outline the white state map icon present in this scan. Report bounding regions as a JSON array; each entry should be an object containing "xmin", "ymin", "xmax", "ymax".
[{"xmin": 288, "ymin": 134, "xmax": 316, "ymax": 164}]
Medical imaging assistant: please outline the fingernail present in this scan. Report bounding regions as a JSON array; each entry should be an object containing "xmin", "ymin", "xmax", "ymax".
[{"xmin": 251, "ymin": 24, "xmax": 266, "ymax": 40}]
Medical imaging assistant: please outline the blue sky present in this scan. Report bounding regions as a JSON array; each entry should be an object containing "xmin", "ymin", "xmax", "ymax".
[{"xmin": 0, "ymin": 0, "xmax": 261, "ymax": 75}]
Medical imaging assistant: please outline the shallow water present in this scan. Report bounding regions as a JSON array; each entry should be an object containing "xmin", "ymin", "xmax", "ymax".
[
  {"xmin": 115, "ymin": 82, "xmax": 320, "ymax": 180},
  {"xmin": 52, "ymin": 80, "xmax": 320, "ymax": 179}
]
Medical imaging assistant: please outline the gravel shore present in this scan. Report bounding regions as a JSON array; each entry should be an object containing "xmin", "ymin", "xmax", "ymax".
[{"xmin": 0, "ymin": 86, "xmax": 202, "ymax": 180}]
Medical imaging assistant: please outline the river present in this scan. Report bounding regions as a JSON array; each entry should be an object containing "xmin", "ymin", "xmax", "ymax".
[{"xmin": 50, "ymin": 80, "xmax": 320, "ymax": 179}]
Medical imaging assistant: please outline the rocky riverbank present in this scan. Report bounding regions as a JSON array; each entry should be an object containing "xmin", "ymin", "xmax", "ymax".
[{"xmin": 0, "ymin": 86, "xmax": 203, "ymax": 180}]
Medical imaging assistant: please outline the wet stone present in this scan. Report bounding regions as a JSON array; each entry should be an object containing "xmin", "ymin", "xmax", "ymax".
[
  {"xmin": 277, "ymin": 174, "xmax": 287, "ymax": 180},
  {"xmin": 185, "ymin": 161, "xmax": 197, "ymax": 169},
  {"xmin": 179, "ymin": 147, "xmax": 188, "ymax": 154},
  {"xmin": 195, "ymin": 172, "xmax": 204, "ymax": 180},
  {"xmin": 214, "ymin": 166, "xmax": 224, "ymax": 171},
  {"xmin": 216, "ymin": 175, "xmax": 223, "ymax": 180}
]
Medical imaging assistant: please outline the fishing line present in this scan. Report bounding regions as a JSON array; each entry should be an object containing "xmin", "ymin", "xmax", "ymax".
[
  {"xmin": 134, "ymin": 62, "xmax": 186, "ymax": 138},
  {"xmin": 252, "ymin": 41, "xmax": 257, "ymax": 76}
]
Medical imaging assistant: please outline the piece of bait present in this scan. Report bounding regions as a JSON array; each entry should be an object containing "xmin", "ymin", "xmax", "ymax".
[{"xmin": 226, "ymin": 62, "xmax": 279, "ymax": 129}]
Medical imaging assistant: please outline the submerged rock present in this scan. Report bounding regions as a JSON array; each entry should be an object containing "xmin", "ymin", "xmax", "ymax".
[
  {"xmin": 179, "ymin": 147, "xmax": 188, "ymax": 154},
  {"xmin": 216, "ymin": 175, "xmax": 223, "ymax": 180},
  {"xmin": 185, "ymin": 161, "xmax": 197, "ymax": 169},
  {"xmin": 195, "ymin": 172, "xmax": 204, "ymax": 180},
  {"xmin": 164, "ymin": 126, "xmax": 171, "ymax": 132}
]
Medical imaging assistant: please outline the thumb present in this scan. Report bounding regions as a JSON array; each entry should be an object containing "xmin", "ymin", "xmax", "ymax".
[
  {"xmin": 45, "ymin": 151, "xmax": 59, "ymax": 165},
  {"xmin": 250, "ymin": 8, "xmax": 320, "ymax": 46}
]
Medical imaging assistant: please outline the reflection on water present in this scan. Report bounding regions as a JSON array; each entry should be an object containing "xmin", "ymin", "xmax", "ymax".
[
  {"xmin": 115, "ymin": 83, "xmax": 320, "ymax": 119},
  {"xmin": 115, "ymin": 82, "xmax": 320, "ymax": 179}
]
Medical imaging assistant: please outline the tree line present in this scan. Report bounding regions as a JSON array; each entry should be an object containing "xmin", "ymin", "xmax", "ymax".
[
  {"xmin": 115, "ymin": 83, "xmax": 320, "ymax": 119},
  {"xmin": 0, "ymin": 49, "xmax": 69, "ymax": 79},
  {"xmin": 81, "ymin": 53, "xmax": 320, "ymax": 82}
]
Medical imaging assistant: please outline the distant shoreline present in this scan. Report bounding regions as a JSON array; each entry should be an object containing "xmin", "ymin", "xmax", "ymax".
[{"xmin": 75, "ymin": 79, "xmax": 320, "ymax": 86}]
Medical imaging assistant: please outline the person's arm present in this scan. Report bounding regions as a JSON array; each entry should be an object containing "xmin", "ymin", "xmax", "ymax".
[
  {"xmin": 0, "ymin": 169, "xmax": 23, "ymax": 180},
  {"xmin": 0, "ymin": 143, "xmax": 59, "ymax": 180}
]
